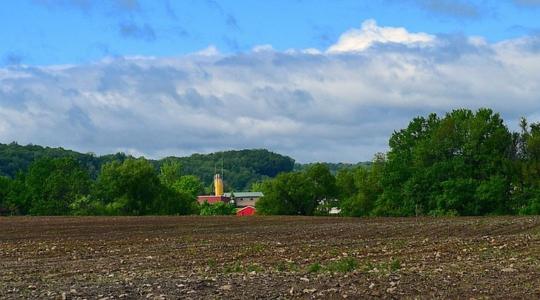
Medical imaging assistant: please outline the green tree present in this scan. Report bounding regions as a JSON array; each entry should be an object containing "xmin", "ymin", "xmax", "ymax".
[
  {"xmin": 377, "ymin": 108, "xmax": 514, "ymax": 216},
  {"xmin": 0, "ymin": 176, "xmax": 11, "ymax": 213},
  {"xmin": 24, "ymin": 157, "xmax": 91, "ymax": 215},
  {"xmin": 305, "ymin": 163, "xmax": 338, "ymax": 202},
  {"xmin": 257, "ymin": 164, "xmax": 338, "ymax": 216},
  {"xmin": 93, "ymin": 158, "xmax": 162, "ymax": 215},
  {"xmin": 336, "ymin": 168, "xmax": 356, "ymax": 201},
  {"xmin": 159, "ymin": 160, "xmax": 183, "ymax": 187},
  {"xmin": 249, "ymin": 181, "xmax": 265, "ymax": 192},
  {"xmin": 515, "ymin": 120, "xmax": 540, "ymax": 214},
  {"xmin": 156, "ymin": 185, "xmax": 197, "ymax": 215},
  {"xmin": 172, "ymin": 175, "xmax": 204, "ymax": 198},
  {"xmin": 341, "ymin": 193, "xmax": 371, "ymax": 217},
  {"xmin": 338, "ymin": 154, "xmax": 385, "ymax": 217},
  {"xmin": 256, "ymin": 172, "xmax": 312, "ymax": 215}
]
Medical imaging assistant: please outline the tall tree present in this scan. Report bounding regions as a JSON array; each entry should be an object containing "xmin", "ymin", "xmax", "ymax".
[
  {"xmin": 172, "ymin": 175, "xmax": 204, "ymax": 199},
  {"xmin": 377, "ymin": 108, "xmax": 513, "ymax": 216},
  {"xmin": 257, "ymin": 164, "xmax": 337, "ymax": 215},
  {"xmin": 159, "ymin": 160, "xmax": 183, "ymax": 187},
  {"xmin": 0, "ymin": 176, "xmax": 11, "ymax": 213},
  {"xmin": 93, "ymin": 159, "xmax": 162, "ymax": 215},
  {"xmin": 24, "ymin": 157, "xmax": 91, "ymax": 215}
]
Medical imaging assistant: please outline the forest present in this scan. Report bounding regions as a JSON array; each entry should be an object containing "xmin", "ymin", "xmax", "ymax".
[
  {"xmin": 257, "ymin": 108, "xmax": 540, "ymax": 216},
  {"xmin": 1, "ymin": 108, "xmax": 539, "ymax": 216},
  {"xmin": 0, "ymin": 147, "xmax": 294, "ymax": 215}
]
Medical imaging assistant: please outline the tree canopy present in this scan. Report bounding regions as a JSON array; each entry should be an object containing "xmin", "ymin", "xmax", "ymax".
[{"xmin": 2, "ymin": 108, "xmax": 540, "ymax": 217}]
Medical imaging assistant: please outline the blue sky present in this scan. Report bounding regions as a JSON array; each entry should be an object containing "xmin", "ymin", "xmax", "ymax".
[
  {"xmin": 2, "ymin": 0, "xmax": 540, "ymax": 65},
  {"xmin": 1, "ymin": 1, "xmax": 540, "ymax": 162}
]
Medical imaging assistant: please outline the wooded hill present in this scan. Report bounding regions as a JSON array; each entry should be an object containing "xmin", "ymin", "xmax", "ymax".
[{"xmin": 0, "ymin": 143, "xmax": 295, "ymax": 191}]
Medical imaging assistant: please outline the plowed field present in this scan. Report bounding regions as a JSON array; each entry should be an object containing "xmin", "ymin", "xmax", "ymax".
[{"xmin": 1, "ymin": 216, "xmax": 540, "ymax": 299}]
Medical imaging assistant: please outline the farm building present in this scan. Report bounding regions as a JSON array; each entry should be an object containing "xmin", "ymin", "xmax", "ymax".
[
  {"xmin": 224, "ymin": 192, "xmax": 264, "ymax": 207},
  {"xmin": 197, "ymin": 174, "xmax": 231, "ymax": 205},
  {"xmin": 196, "ymin": 195, "xmax": 230, "ymax": 204},
  {"xmin": 236, "ymin": 206, "xmax": 256, "ymax": 216},
  {"xmin": 196, "ymin": 173, "xmax": 263, "ymax": 215}
]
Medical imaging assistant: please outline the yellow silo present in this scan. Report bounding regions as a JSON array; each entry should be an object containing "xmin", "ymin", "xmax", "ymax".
[{"xmin": 214, "ymin": 174, "xmax": 224, "ymax": 196}]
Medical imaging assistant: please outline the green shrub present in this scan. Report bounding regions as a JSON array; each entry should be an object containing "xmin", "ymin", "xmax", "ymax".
[{"xmin": 199, "ymin": 201, "xmax": 236, "ymax": 216}]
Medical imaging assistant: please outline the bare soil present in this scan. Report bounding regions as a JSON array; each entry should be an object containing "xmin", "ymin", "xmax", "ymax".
[{"xmin": 1, "ymin": 216, "xmax": 540, "ymax": 299}]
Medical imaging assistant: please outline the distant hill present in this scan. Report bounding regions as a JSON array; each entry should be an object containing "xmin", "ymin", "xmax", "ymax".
[
  {"xmin": 160, "ymin": 149, "xmax": 295, "ymax": 191},
  {"xmin": 294, "ymin": 162, "xmax": 372, "ymax": 174},
  {"xmin": 0, "ymin": 142, "xmax": 128, "ymax": 179},
  {"xmin": 0, "ymin": 143, "xmax": 294, "ymax": 191}
]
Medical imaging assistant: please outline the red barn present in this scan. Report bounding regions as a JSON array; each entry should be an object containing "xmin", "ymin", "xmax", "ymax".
[
  {"xmin": 236, "ymin": 206, "xmax": 256, "ymax": 216},
  {"xmin": 197, "ymin": 195, "xmax": 230, "ymax": 204}
]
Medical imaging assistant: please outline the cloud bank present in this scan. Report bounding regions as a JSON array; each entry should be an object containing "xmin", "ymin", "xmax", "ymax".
[{"xmin": 1, "ymin": 20, "xmax": 539, "ymax": 162}]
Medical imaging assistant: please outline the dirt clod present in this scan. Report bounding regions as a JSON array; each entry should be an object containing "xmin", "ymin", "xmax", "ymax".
[{"xmin": 1, "ymin": 216, "xmax": 540, "ymax": 299}]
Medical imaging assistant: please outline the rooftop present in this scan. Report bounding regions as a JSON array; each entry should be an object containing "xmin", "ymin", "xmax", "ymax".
[{"xmin": 223, "ymin": 192, "xmax": 264, "ymax": 198}]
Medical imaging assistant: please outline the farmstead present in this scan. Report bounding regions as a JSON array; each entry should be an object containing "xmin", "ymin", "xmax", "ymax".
[{"xmin": 197, "ymin": 173, "xmax": 263, "ymax": 216}]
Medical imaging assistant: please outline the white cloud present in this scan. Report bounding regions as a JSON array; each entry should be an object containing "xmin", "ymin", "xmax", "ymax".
[
  {"xmin": 0, "ymin": 20, "xmax": 539, "ymax": 162},
  {"xmin": 327, "ymin": 19, "xmax": 436, "ymax": 53},
  {"xmin": 194, "ymin": 45, "xmax": 220, "ymax": 56},
  {"xmin": 252, "ymin": 44, "xmax": 274, "ymax": 53}
]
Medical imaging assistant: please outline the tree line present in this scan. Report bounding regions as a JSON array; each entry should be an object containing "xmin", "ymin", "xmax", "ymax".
[
  {"xmin": 0, "ymin": 158, "xmax": 205, "ymax": 215},
  {"xmin": 0, "ymin": 144, "xmax": 295, "ymax": 191},
  {"xmin": 0, "ymin": 147, "xmax": 293, "ymax": 216},
  {"xmin": 1, "ymin": 108, "xmax": 539, "ymax": 217},
  {"xmin": 255, "ymin": 109, "xmax": 540, "ymax": 216}
]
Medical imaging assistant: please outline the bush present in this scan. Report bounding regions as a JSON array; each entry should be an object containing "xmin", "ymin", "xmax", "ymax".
[{"xmin": 199, "ymin": 201, "xmax": 236, "ymax": 216}]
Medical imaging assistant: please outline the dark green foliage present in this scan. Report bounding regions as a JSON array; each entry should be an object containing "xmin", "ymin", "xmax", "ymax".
[
  {"xmin": 164, "ymin": 149, "xmax": 295, "ymax": 191},
  {"xmin": 69, "ymin": 159, "xmax": 198, "ymax": 216},
  {"xmin": 91, "ymin": 158, "xmax": 197, "ymax": 215},
  {"xmin": 158, "ymin": 160, "xmax": 183, "ymax": 187},
  {"xmin": 0, "ymin": 144, "xmax": 294, "ymax": 192},
  {"xmin": 0, "ymin": 146, "xmax": 291, "ymax": 215},
  {"xmin": 295, "ymin": 162, "xmax": 372, "ymax": 174},
  {"xmin": 515, "ymin": 120, "xmax": 540, "ymax": 214},
  {"xmin": 20, "ymin": 157, "xmax": 91, "ymax": 215},
  {"xmin": 0, "ymin": 176, "xmax": 11, "ymax": 214},
  {"xmin": 155, "ymin": 186, "xmax": 197, "ymax": 215},
  {"xmin": 4, "ymin": 108, "xmax": 540, "ymax": 217},
  {"xmin": 338, "ymin": 153, "xmax": 384, "ymax": 217},
  {"xmin": 255, "ymin": 108, "xmax": 540, "ymax": 217},
  {"xmin": 0, "ymin": 142, "xmax": 127, "ymax": 179},
  {"xmin": 172, "ymin": 175, "xmax": 205, "ymax": 199},
  {"xmin": 376, "ymin": 108, "xmax": 515, "ymax": 216},
  {"xmin": 199, "ymin": 201, "xmax": 236, "ymax": 216},
  {"xmin": 256, "ymin": 163, "xmax": 337, "ymax": 215},
  {"xmin": 256, "ymin": 172, "xmax": 315, "ymax": 215}
]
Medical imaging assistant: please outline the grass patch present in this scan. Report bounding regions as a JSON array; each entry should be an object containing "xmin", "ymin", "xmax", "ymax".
[
  {"xmin": 223, "ymin": 262, "xmax": 263, "ymax": 273},
  {"xmin": 275, "ymin": 261, "xmax": 300, "ymax": 272},
  {"xmin": 390, "ymin": 258, "xmax": 401, "ymax": 272},
  {"xmin": 223, "ymin": 262, "xmax": 242, "ymax": 273},
  {"xmin": 206, "ymin": 259, "xmax": 217, "ymax": 269},
  {"xmin": 251, "ymin": 243, "xmax": 266, "ymax": 253},
  {"xmin": 362, "ymin": 258, "xmax": 402, "ymax": 273},
  {"xmin": 326, "ymin": 257, "xmax": 359, "ymax": 273},
  {"xmin": 245, "ymin": 263, "xmax": 263, "ymax": 273},
  {"xmin": 307, "ymin": 262, "xmax": 322, "ymax": 273}
]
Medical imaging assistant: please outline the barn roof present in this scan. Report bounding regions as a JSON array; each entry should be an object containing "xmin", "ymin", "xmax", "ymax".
[
  {"xmin": 223, "ymin": 192, "xmax": 264, "ymax": 198},
  {"xmin": 236, "ymin": 205, "xmax": 256, "ymax": 211}
]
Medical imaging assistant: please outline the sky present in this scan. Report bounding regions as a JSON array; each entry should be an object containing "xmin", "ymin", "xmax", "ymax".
[{"xmin": 1, "ymin": 0, "xmax": 540, "ymax": 162}]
